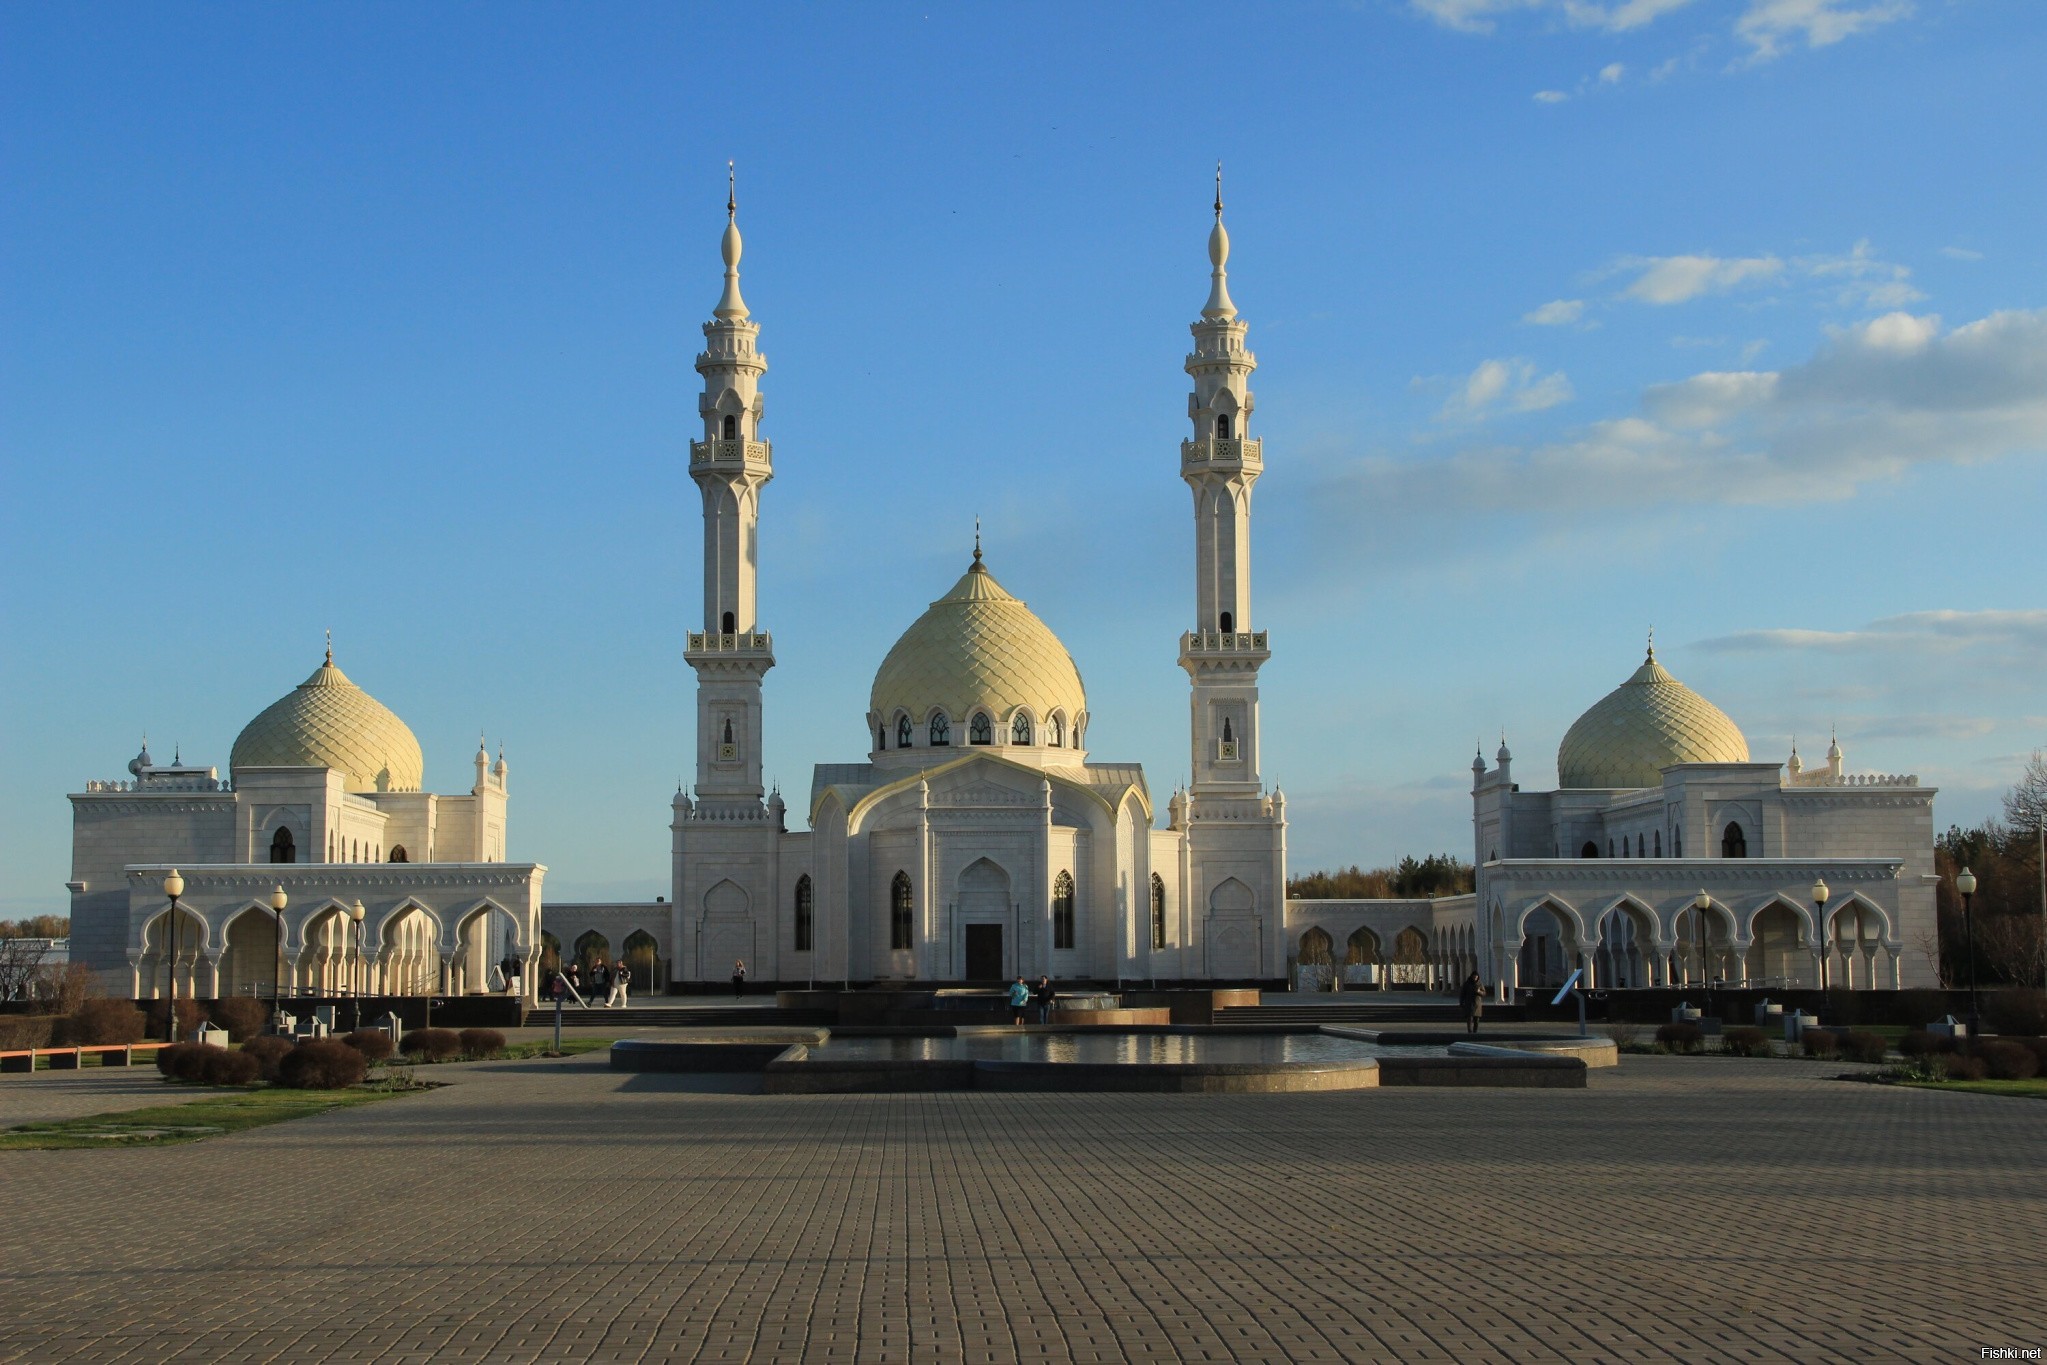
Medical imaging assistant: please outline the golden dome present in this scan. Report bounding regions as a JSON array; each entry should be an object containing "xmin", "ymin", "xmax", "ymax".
[
  {"xmin": 870, "ymin": 555, "xmax": 1087, "ymax": 740},
  {"xmin": 1556, "ymin": 648, "xmax": 1748, "ymax": 789},
  {"xmin": 230, "ymin": 652, "xmax": 424, "ymax": 792}
]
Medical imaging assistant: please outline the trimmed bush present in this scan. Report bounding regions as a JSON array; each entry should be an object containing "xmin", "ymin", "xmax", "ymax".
[
  {"xmin": 1801, "ymin": 1029, "xmax": 1840, "ymax": 1059},
  {"xmin": 400, "ymin": 1028, "xmax": 461, "ymax": 1062},
  {"xmin": 1721, "ymin": 1026, "xmax": 1768, "ymax": 1057},
  {"xmin": 0, "ymin": 1015, "xmax": 56, "ymax": 1050},
  {"xmin": 140, "ymin": 998, "xmax": 208, "ymax": 1040},
  {"xmin": 1977, "ymin": 1040, "xmax": 2040, "ymax": 1081},
  {"xmin": 342, "ymin": 1029, "xmax": 395, "ymax": 1062},
  {"xmin": 154, "ymin": 1042, "xmax": 198, "ymax": 1078},
  {"xmin": 197, "ymin": 1047, "xmax": 260, "ymax": 1086},
  {"xmin": 1983, "ymin": 990, "xmax": 2047, "ymax": 1039},
  {"xmin": 277, "ymin": 1039, "xmax": 368, "ymax": 1090},
  {"xmin": 165, "ymin": 1042, "xmax": 236, "ymax": 1082},
  {"xmin": 209, "ymin": 997, "xmax": 269, "ymax": 1042},
  {"xmin": 1898, "ymin": 1030, "xmax": 1937, "ymax": 1058},
  {"xmin": 1938, "ymin": 1052, "xmax": 1988, "ymax": 1081},
  {"xmin": 59, "ymin": 998, "xmax": 148, "ymax": 1046},
  {"xmin": 1840, "ymin": 1031, "xmax": 1889, "ymax": 1065},
  {"xmin": 2018, "ymin": 1037, "xmax": 2047, "ymax": 1073},
  {"xmin": 1655, "ymin": 1021, "xmax": 1702, "ymax": 1053},
  {"xmin": 458, "ymin": 1028, "xmax": 506, "ymax": 1058},
  {"xmin": 241, "ymin": 1035, "xmax": 295, "ymax": 1082}
]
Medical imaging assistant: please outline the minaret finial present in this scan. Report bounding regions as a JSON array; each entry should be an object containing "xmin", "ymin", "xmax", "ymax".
[
  {"xmin": 1646, "ymin": 626, "xmax": 1655, "ymax": 661},
  {"xmin": 727, "ymin": 160, "xmax": 736, "ymax": 220},
  {"xmin": 1214, "ymin": 160, "xmax": 1223, "ymax": 222},
  {"xmin": 1202, "ymin": 165, "xmax": 1236, "ymax": 322},
  {"xmin": 715, "ymin": 161, "xmax": 748, "ymax": 321},
  {"xmin": 972, "ymin": 517, "xmax": 983, "ymax": 567},
  {"xmin": 324, "ymin": 628, "xmax": 332, "ymax": 666}
]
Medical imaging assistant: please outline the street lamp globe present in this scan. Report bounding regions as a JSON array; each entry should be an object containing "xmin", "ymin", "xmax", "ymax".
[
  {"xmin": 349, "ymin": 898, "xmax": 366, "ymax": 925},
  {"xmin": 1956, "ymin": 867, "xmax": 1977, "ymax": 896},
  {"xmin": 164, "ymin": 868, "xmax": 184, "ymax": 900},
  {"xmin": 1812, "ymin": 877, "xmax": 1829, "ymax": 907},
  {"xmin": 1693, "ymin": 889, "xmax": 1711, "ymax": 914},
  {"xmin": 270, "ymin": 885, "xmax": 288, "ymax": 913}
]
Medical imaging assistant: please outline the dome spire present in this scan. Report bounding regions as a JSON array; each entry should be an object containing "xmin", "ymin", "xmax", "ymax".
[
  {"xmin": 972, "ymin": 516, "xmax": 984, "ymax": 571},
  {"xmin": 324, "ymin": 628, "xmax": 332, "ymax": 667},
  {"xmin": 1645, "ymin": 625, "xmax": 1654, "ymax": 663},
  {"xmin": 1202, "ymin": 161, "xmax": 1236, "ymax": 322},
  {"xmin": 715, "ymin": 160, "xmax": 748, "ymax": 321}
]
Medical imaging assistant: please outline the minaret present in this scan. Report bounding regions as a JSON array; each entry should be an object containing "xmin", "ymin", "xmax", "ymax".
[
  {"xmin": 685, "ymin": 164, "xmax": 775, "ymax": 807},
  {"xmin": 1179, "ymin": 166, "xmax": 1270, "ymax": 797}
]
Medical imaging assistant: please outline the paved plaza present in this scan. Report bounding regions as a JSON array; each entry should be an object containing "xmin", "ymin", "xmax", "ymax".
[{"xmin": 1, "ymin": 1054, "xmax": 2040, "ymax": 1364}]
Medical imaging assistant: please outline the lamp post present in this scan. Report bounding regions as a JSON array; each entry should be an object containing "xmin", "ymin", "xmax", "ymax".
[
  {"xmin": 1692, "ymin": 889, "xmax": 1714, "ymax": 1023},
  {"xmin": 270, "ymin": 885, "xmax": 288, "ymax": 1035},
  {"xmin": 1812, "ymin": 876, "xmax": 1831, "ymax": 992},
  {"xmin": 349, "ymin": 899, "xmax": 367, "ymax": 1033},
  {"xmin": 1958, "ymin": 866, "xmax": 1979, "ymax": 1038},
  {"xmin": 162, "ymin": 869, "xmax": 185, "ymax": 1042}
]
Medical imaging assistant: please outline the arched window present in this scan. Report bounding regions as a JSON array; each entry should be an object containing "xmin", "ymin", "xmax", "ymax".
[
  {"xmin": 1150, "ymin": 874, "xmax": 1167, "ymax": 950},
  {"xmin": 1219, "ymin": 611, "xmax": 1234, "ymax": 633},
  {"xmin": 1607, "ymin": 839, "xmax": 1615, "ymax": 858},
  {"xmin": 877, "ymin": 725, "xmax": 886, "ymax": 750},
  {"xmin": 723, "ymin": 717, "xmax": 734, "ymax": 745},
  {"xmin": 1637, "ymin": 834, "xmax": 1645, "ymax": 858},
  {"xmin": 1049, "ymin": 713, "xmax": 1064, "ymax": 747},
  {"xmin": 889, "ymin": 871, "xmax": 913, "ymax": 950},
  {"xmin": 1580, "ymin": 841, "xmax": 1598, "ymax": 858},
  {"xmin": 1216, "ymin": 413, "xmax": 1233, "ymax": 439},
  {"xmin": 270, "ymin": 827, "xmax": 295, "ymax": 864},
  {"xmin": 722, "ymin": 413, "xmax": 737, "ymax": 439},
  {"xmin": 721, "ymin": 611, "xmax": 735, "ymax": 635},
  {"xmin": 1011, "ymin": 713, "xmax": 1032, "ymax": 745},
  {"xmin": 794, "ymin": 874, "xmax": 814, "ymax": 952},
  {"xmin": 929, "ymin": 713, "xmax": 950, "ymax": 746},
  {"xmin": 1052, "ymin": 871, "xmax": 1075, "ymax": 950},
  {"xmin": 1653, "ymin": 830, "xmax": 1661, "ymax": 857},
  {"xmin": 1222, "ymin": 716, "xmax": 1234, "ymax": 743},
  {"xmin": 389, "ymin": 845, "xmax": 408, "ymax": 863},
  {"xmin": 1675, "ymin": 829, "xmax": 1683, "ymax": 857},
  {"xmin": 897, "ymin": 715, "xmax": 913, "ymax": 748},
  {"xmin": 1721, "ymin": 822, "xmax": 1747, "ymax": 858},
  {"xmin": 969, "ymin": 713, "xmax": 993, "ymax": 745}
]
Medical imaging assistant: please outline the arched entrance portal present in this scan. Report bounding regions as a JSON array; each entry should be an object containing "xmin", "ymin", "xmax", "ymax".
[{"xmin": 956, "ymin": 859, "xmax": 1011, "ymax": 980}]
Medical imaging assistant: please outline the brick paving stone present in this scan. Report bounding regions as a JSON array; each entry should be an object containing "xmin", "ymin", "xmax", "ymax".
[{"xmin": 0, "ymin": 1054, "xmax": 2039, "ymax": 1363}]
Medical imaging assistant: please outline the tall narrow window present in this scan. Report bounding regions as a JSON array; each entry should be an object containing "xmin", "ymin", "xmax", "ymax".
[
  {"xmin": 877, "ymin": 725, "xmax": 886, "ymax": 750},
  {"xmin": 1216, "ymin": 413, "xmax": 1233, "ymax": 439},
  {"xmin": 890, "ymin": 871, "xmax": 913, "ymax": 950},
  {"xmin": 1637, "ymin": 834, "xmax": 1645, "ymax": 858},
  {"xmin": 723, "ymin": 717, "xmax": 734, "ymax": 745},
  {"xmin": 1608, "ymin": 839, "xmax": 1615, "ymax": 858},
  {"xmin": 1721, "ymin": 822, "xmax": 1747, "ymax": 858},
  {"xmin": 1219, "ymin": 611, "xmax": 1234, "ymax": 633},
  {"xmin": 721, "ymin": 611, "xmax": 735, "ymax": 634},
  {"xmin": 929, "ymin": 712, "xmax": 950, "ymax": 746},
  {"xmin": 897, "ymin": 715, "xmax": 913, "ymax": 748},
  {"xmin": 270, "ymin": 827, "xmax": 295, "ymax": 864},
  {"xmin": 1150, "ymin": 874, "xmax": 1167, "ymax": 950},
  {"xmin": 1653, "ymin": 830, "xmax": 1661, "ymax": 857},
  {"xmin": 1052, "ymin": 871, "xmax": 1075, "ymax": 950},
  {"xmin": 794, "ymin": 874, "xmax": 814, "ymax": 952},
  {"xmin": 722, "ymin": 414, "xmax": 737, "ymax": 439},
  {"xmin": 389, "ymin": 845, "xmax": 408, "ymax": 863},
  {"xmin": 1011, "ymin": 713, "xmax": 1032, "ymax": 745},
  {"xmin": 969, "ymin": 713, "xmax": 993, "ymax": 745},
  {"xmin": 1222, "ymin": 717, "xmax": 1234, "ymax": 743},
  {"xmin": 1049, "ymin": 713, "xmax": 1064, "ymax": 747}
]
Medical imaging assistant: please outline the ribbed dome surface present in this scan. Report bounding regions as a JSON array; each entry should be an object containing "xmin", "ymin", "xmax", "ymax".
[
  {"xmin": 871, "ymin": 558, "xmax": 1086, "ymax": 735},
  {"xmin": 1556, "ymin": 650, "xmax": 1748, "ymax": 789},
  {"xmin": 231, "ymin": 655, "xmax": 424, "ymax": 792}
]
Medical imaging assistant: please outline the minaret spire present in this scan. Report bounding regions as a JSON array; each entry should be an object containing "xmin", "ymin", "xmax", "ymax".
[
  {"xmin": 715, "ymin": 160, "xmax": 748, "ymax": 321},
  {"xmin": 1202, "ymin": 160, "xmax": 1237, "ymax": 322}
]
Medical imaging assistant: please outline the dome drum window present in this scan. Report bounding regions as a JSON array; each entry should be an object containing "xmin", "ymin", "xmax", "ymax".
[
  {"xmin": 929, "ymin": 712, "xmax": 950, "ymax": 747},
  {"xmin": 1010, "ymin": 713, "xmax": 1032, "ymax": 745},
  {"xmin": 969, "ymin": 713, "xmax": 993, "ymax": 746}
]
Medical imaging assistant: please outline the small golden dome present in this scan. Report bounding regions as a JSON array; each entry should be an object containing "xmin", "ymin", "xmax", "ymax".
[
  {"xmin": 1556, "ymin": 648, "xmax": 1748, "ymax": 789},
  {"xmin": 230, "ymin": 652, "xmax": 424, "ymax": 792},
  {"xmin": 870, "ymin": 555, "xmax": 1086, "ymax": 739}
]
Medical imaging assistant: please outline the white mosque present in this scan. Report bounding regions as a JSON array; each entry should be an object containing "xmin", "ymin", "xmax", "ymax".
[{"xmin": 64, "ymin": 181, "xmax": 1940, "ymax": 1003}]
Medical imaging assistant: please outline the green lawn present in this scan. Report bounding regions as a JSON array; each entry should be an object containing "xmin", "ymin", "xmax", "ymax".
[
  {"xmin": 1900, "ymin": 1077, "xmax": 2047, "ymax": 1101},
  {"xmin": 500, "ymin": 1036, "xmax": 615, "ymax": 1060},
  {"xmin": 0, "ymin": 1084, "xmax": 417, "ymax": 1150}
]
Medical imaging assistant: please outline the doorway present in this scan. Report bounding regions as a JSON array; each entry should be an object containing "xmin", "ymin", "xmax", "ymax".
[{"xmin": 964, "ymin": 924, "xmax": 1003, "ymax": 981}]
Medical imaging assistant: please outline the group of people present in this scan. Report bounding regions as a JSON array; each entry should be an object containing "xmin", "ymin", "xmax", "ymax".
[
  {"xmin": 1007, "ymin": 976, "xmax": 1057, "ymax": 1025},
  {"xmin": 541, "ymin": 958, "xmax": 635, "ymax": 1008}
]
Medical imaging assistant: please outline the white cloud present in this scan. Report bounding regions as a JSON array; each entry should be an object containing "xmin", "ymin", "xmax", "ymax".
[
  {"xmin": 1441, "ymin": 358, "xmax": 1575, "ymax": 420},
  {"xmin": 1700, "ymin": 610, "xmax": 2047, "ymax": 662},
  {"xmin": 1534, "ymin": 88, "xmax": 1570, "ymax": 103},
  {"xmin": 1941, "ymin": 246, "xmax": 1985, "ymax": 262},
  {"xmin": 1599, "ymin": 61, "xmax": 1626, "ymax": 82},
  {"xmin": 1324, "ymin": 307, "xmax": 2047, "ymax": 520},
  {"xmin": 1409, "ymin": 0, "xmax": 1546, "ymax": 34},
  {"xmin": 1622, "ymin": 253, "xmax": 1786, "ymax": 304},
  {"xmin": 1736, "ymin": 0, "xmax": 1914, "ymax": 61},
  {"xmin": 1800, "ymin": 239, "xmax": 1924, "ymax": 309},
  {"xmin": 1524, "ymin": 298, "xmax": 1586, "ymax": 325}
]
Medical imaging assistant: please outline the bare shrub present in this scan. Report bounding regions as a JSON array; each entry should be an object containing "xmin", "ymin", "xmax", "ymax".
[
  {"xmin": 400, "ymin": 1028, "xmax": 461, "ymax": 1062},
  {"xmin": 1840, "ymin": 1031, "xmax": 1889, "ymax": 1064},
  {"xmin": 1977, "ymin": 1040, "xmax": 2040, "ymax": 1081},
  {"xmin": 342, "ymin": 1029, "xmax": 395, "ymax": 1062},
  {"xmin": 241, "ymin": 1035, "xmax": 294, "ymax": 1082},
  {"xmin": 1602, "ymin": 1020, "xmax": 1641, "ymax": 1048},
  {"xmin": 277, "ymin": 1039, "xmax": 368, "ymax": 1090},
  {"xmin": 0, "ymin": 1015, "xmax": 56, "ymax": 1050},
  {"xmin": 457, "ymin": 1028, "xmax": 506, "ymax": 1058},
  {"xmin": 37, "ymin": 962, "xmax": 96, "ymax": 1015},
  {"xmin": 1801, "ymin": 1029, "xmax": 1841, "ymax": 1059},
  {"xmin": 1721, "ymin": 1026, "xmax": 1768, "ymax": 1057},
  {"xmin": 209, "ymin": 997, "xmax": 268, "ymax": 1042},
  {"xmin": 140, "ymin": 998, "xmax": 207, "ymax": 1040},
  {"xmin": 1938, "ymin": 1052, "xmax": 1988, "ymax": 1081},
  {"xmin": 1655, "ymin": 1022, "xmax": 1702, "ymax": 1053},
  {"xmin": 62, "ymin": 998, "xmax": 148, "ymax": 1046},
  {"xmin": 198, "ymin": 1047, "xmax": 260, "ymax": 1086}
]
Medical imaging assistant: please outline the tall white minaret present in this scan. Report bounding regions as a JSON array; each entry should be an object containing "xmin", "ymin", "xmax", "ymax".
[
  {"xmin": 686, "ymin": 164, "xmax": 774, "ymax": 806},
  {"xmin": 1179, "ymin": 167, "xmax": 1269, "ymax": 797}
]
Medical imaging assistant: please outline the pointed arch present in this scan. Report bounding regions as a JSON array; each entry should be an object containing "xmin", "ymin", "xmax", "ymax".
[
  {"xmin": 928, "ymin": 710, "xmax": 951, "ymax": 747},
  {"xmin": 1739, "ymin": 892, "xmax": 1815, "ymax": 945},
  {"xmin": 704, "ymin": 879, "xmax": 750, "ymax": 918},
  {"xmin": 1824, "ymin": 891, "xmax": 1894, "ymax": 945},
  {"xmin": 1048, "ymin": 711, "xmax": 1067, "ymax": 748},
  {"xmin": 1208, "ymin": 877, "xmax": 1255, "ymax": 914},
  {"xmin": 1009, "ymin": 710, "xmax": 1034, "ymax": 746},
  {"xmin": 968, "ymin": 711, "xmax": 994, "ymax": 745},
  {"xmin": 1297, "ymin": 926, "xmax": 1335, "ymax": 966},
  {"xmin": 793, "ymin": 873, "xmax": 814, "ymax": 952},
  {"xmin": 1149, "ymin": 873, "xmax": 1167, "ymax": 950},
  {"xmin": 895, "ymin": 712, "xmax": 913, "ymax": 749},
  {"xmin": 1052, "ymin": 870, "xmax": 1075, "ymax": 950},
  {"xmin": 889, "ymin": 870, "xmax": 914, "ymax": 950}
]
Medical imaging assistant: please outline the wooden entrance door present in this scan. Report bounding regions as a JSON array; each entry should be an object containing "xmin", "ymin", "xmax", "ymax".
[{"xmin": 963, "ymin": 924, "xmax": 1003, "ymax": 982}]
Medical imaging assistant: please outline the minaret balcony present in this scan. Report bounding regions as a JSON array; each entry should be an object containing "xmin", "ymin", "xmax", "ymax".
[
  {"xmin": 1181, "ymin": 437, "xmax": 1262, "ymax": 470},
  {"xmin": 685, "ymin": 630, "xmax": 773, "ymax": 653},
  {"xmin": 690, "ymin": 438, "xmax": 773, "ymax": 472},
  {"xmin": 1182, "ymin": 628, "xmax": 1269, "ymax": 654}
]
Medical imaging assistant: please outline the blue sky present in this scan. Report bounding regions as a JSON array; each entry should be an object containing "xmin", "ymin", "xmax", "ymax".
[{"xmin": 3, "ymin": 1, "xmax": 2043, "ymax": 914}]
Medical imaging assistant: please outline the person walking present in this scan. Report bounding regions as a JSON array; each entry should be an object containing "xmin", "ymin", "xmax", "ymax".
[
  {"xmin": 564, "ymin": 962, "xmax": 586, "ymax": 1007},
  {"xmin": 731, "ymin": 959, "xmax": 746, "ymax": 998},
  {"xmin": 607, "ymin": 959, "xmax": 631, "ymax": 1009},
  {"xmin": 1008, "ymin": 977, "xmax": 1031, "ymax": 1026},
  {"xmin": 590, "ymin": 958, "xmax": 612, "ymax": 1009},
  {"xmin": 499, "ymin": 950, "xmax": 523, "ymax": 997},
  {"xmin": 1033, "ymin": 975, "xmax": 1055, "ymax": 1025},
  {"xmin": 1459, "ymin": 970, "xmax": 1485, "ymax": 1035}
]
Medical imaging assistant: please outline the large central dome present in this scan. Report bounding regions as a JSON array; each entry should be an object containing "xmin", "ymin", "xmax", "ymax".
[
  {"xmin": 870, "ymin": 554, "xmax": 1087, "ymax": 741},
  {"xmin": 1556, "ymin": 647, "xmax": 1748, "ymax": 789},
  {"xmin": 230, "ymin": 651, "xmax": 424, "ymax": 792}
]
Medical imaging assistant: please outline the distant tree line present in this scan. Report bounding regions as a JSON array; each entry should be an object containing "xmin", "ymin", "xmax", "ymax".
[
  {"xmin": 0, "ymin": 916, "xmax": 69, "ymax": 939},
  {"xmin": 1288, "ymin": 854, "xmax": 1474, "ymax": 900},
  {"xmin": 1934, "ymin": 749, "xmax": 2047, "ymax": 990}
]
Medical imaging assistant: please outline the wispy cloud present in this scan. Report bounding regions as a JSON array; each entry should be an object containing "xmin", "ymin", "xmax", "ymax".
[
  {"xmin": 1534, "ymin": 88, "xmax": 1570, "ymax": 103},
  {"xmin": 1524, "ymin": 298, "xmax": 1586, "ymax": 325},
  {"xmin": 1701, "ymin": 610, "xmax": 2047, "ymax": 658},
  {"xmin": 1735, "ymin": 0, "xmax": 1914, "ymax": 62},
  {"xmin": 1621, "ymin": 253, "xmax": 1786, "ymax": 304},
  {"xmin": 1941, "ymin": 246, "xmax": 1985, "ymax": 262},
  {"xmin": 1411, "ymin": 0, "xmax": 1699, "ymax": 34},
  {"xmin": 1800, "ymin": 239, "xmax": 1923, "ymax": 308},
  {"xmin": 1410, "ymin": 0, "xmax": 1913, "ymax": 64},
  {"xmin": 1440, "ymin": 358, "xmax": 1575, "ymax": 420}
]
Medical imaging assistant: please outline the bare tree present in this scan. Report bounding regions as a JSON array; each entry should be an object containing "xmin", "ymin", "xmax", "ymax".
[
  {"xmin": 0, "ymin": 938, "xmax": 49, "ymax": 1002},
  {"xmin": 2003, "ymin": 749, "xmax": 2047, "ymax": 832}
]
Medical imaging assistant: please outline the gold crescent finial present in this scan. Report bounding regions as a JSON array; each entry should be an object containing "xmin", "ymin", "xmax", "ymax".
[
  {"xmin": 727, "ymin": 160, "xmax": 736, "ymax": 219},
  {"xmin": 324, "ymin": 628, "xmax": 332, "ymax": 666},
  {"xmin": 1646, "ymin": 625, "xmax": 1655, "ymax": 661},
  {"xmin": 1214, "ymin": 160, "xmax": 1223, "ymax": 221},
  {"xmin": 973, "ymin": 516, "xmax": 982, "ymax": 565}
]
